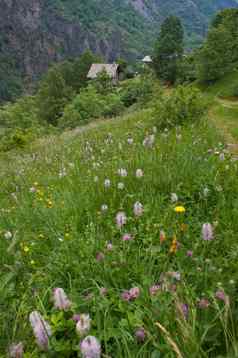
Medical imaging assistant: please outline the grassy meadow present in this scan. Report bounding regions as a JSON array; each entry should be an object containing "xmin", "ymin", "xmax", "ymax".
[{"xmin": 1, "ymin": 94, "xmax": 238, "ymax": 357}]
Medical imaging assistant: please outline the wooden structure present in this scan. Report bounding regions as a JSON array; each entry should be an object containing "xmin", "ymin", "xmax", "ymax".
[{"xmin": 87, "ymin": 63, "xmax": 121, "ymax": 84}]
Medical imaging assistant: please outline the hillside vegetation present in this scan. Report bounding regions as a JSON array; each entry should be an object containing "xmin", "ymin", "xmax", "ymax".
[
  {"xmin": 2, "ymin": 7, "xmax": 238, "ymax": 358},
  {"xmin": 1, "ymin": 78, "xmax": 238, "ymax": 356},
  {"xmin": 1, "ymin": 0, "xmax": 238, "ymax": 102}
]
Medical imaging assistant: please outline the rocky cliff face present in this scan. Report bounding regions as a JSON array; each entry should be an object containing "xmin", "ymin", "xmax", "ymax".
[
  {"xmin": 0, "ymin": 0, "xmax": 238, "ymax": 82},
  {"xmin": 0, "ymin": 0, "xmax": 124, "ymax": 81}
]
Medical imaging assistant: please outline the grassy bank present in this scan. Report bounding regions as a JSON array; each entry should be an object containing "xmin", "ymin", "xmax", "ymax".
[{"xmin": 1, "ymin": 104, "xmax": 238, "ymax": 357}]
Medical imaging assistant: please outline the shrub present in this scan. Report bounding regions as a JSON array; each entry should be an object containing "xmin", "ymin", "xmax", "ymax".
[
  {"xmin": 0, "ymin": 128, "xmax": 36, "ymax": 151},
  {"xmin": 226, "ymin": 83, "xmax": 238, "ymax": 97},
  {"xmin": 101, "ymin": 93, "xmax": 124, "ymax": 117},
  {"xmin": 61, "ymin": 86, "xmax": 124, "ymax": 129},
  {"xmin": 0, "ymin": 95, "xmax": 56, "ymax": 152},
  {"xmin": 0, "ymin": 96, "xmax": 38, "ymax": 129},
  {"xmin": 152, "ymin": 85, "xmax": 208, "ymax": 129},
  {"xmin": 120, "ymin": 75, "xmax": 155, "ymax": 107}
]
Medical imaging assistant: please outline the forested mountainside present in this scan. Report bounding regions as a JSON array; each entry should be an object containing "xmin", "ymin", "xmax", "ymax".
[{"xmin": 0, "ymin": 0, "xmax": 238, "ymax": 101}]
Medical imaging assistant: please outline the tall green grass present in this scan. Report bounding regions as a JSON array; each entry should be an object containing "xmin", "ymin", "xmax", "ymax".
[{"xmin": 1, "ymin": 109, "xmax": 238, "ymax": 357}]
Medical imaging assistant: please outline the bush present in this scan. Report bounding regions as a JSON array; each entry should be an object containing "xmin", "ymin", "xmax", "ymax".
[
  {"xmin": 0, "ymin": 95, "xmax": 56, "ymax": 152},
  {"xmin": 225, "ymin": 83, "xmax": 238, "ymax": 97},
  {"xmin": 120, "ymin": 75, "xmax": 155, "ymax": 107},
  {"xmin": 0, "ymin": 96, "xmax": 38, "ymax": 129},
  {"xmin": 61, "ymin": 86, "xmax": 124, "ymax": 129},
  {"xmin": 152, "ymin": 85, "xmax": 208, "ymax": 129},
  {"xmin": 0, "ymin": 128, "xmax": 36, "ymax": 151}
]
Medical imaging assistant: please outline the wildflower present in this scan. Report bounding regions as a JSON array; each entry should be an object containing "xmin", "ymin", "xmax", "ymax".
[
  {"xmin": 143, "ymin": 134, "xmax": 155, "ymax": 148},
  {"xmin": 168, "ymin": 271, "xmax": 181, "ymax": 281},
  {"xmin": 117, "ymin": 182, "xmax": 125, "ymax": 190},
  {"xmin": 160, "ymin": 230, "xmax": 166, "ymax": 244},
  {"xmin": 122, "ymin": 233, "xmax": 133, "ymax": 241},
  {"xmin": 101, "ymin": 204, "xmax": 108, "ymax": 212},
  {"xmin": 170, "ymin": 236, "xmax": 178, "ymax": 254},
  {"xmin": 53, "ymin": 288, "xmax": 72, "ymax": 310},
  {"xmin": 135, "ymin": 327, "xmax": 146, "ymax": 343},
  {"xmin": 187, "ymin": 250, "xmax": 193, "ymax": 257},
  {"xmin": 29, "ymin": 187, "xmax": 37, "ymax": 193},
  {"xmin": 129, "ymin": 287, "xmax": 140, "ymax": 300},
  {"xmin": 76, "ymin": 314, "xmax": 91, "ymax": 336},
  {"xmin": 106, "ymin": 242, "xmax": 113, "ymax": 251},
  {"xmin": 219, "ymin": 153, "xmax": 225, "ymax": 161},
  {"xmin": 171, "ymin": 193, "xmax": 178, "ymax": 203},
  {"xmin": 136, "ymin": 169, "xmax": 144, "ymax": 178},
  {"xmin": 121, "ymin": 290, "xmax": 131, "ymax": 301},
  {"xmin": 133, "ymin": 202, "xmax": 144, "ymax": 217},
  {"xmin": 29, "ymin": 311, "xmax": 52, "ymax": 351},
  {"xmin": 80, "ymin": 336, "xmax": 101, "ymax": 358},
  {"xmin": 72, "ymin": 314, "xmax": 81, "ymax": 322},
  {"xmin": 149, "ymin": 285, "xmax": 161, "ymax": 296},
  {"xmin": 96, "ymin": 252, "xmax": 105, "ymax": 262},
  {"xmin": 23, "ymin": 246, "xmax": 30, "ymax": 253},
  {"xmin": 198, "ymin": 299, "xmax": 210, "ymax": 309},
  {"xmin": 174, "ymin": 206, "xmax": 185, "ymax": 213},
  {"xmin": 203, "ymin": 187, "xmax": 210, "ymax": 197},
  {"xmin": 116, "ymin": 212, "xmax": 127, "ymax": 229},
  {"xmin": 104, "ymin": 179, "xmax": 111, "ymax": 188},
  {"xmin": 178, "ymin": 303, "xmax": 189, "ymax": 320},
  {"xmin": 99, "ymin": 287, "xmax": 108, "ymax": 296},
  {"xmin": 118, "ymin": 168, "xmax": 127, "ymax": 177},
  {"xmin": 121, "ymin": 287, "xmax": 140, "ymax": 301},
  {"xmin": 127, "ymin": 137, "xmax": 134, "ymax": 145},
  {"xmin": 46, "ymin": 199, "xmax": 53, "ymax": 208},
  {"xmin": 215, "ymin": 290, "xmax": 229, "ymax": 304},
  {"xmin": 59, "ymin": 168, "xmax": 67, "ymax": 178},
  {"xmin": 202, "ymin": 223, "xmax": 214, "ymax": 241},
  {"xmin": 4, "ymin": 231, "xmax": 12, "ymax": 240},
  {"xmin": 9, "ymin": 342, "xmax": 24, "ymax": 358}
]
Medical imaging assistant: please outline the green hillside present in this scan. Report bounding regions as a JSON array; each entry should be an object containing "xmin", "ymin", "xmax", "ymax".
[
  {"xmin": 1, "ymin": 81, "xmax": 238, "ymax": 356},
  {"xmin": 205, "ymin": 70, "xmax": 238, "ymax": 142},
  {"xmin": 203, "ymin": 69, "xmax": 238, "ymax": 97}
]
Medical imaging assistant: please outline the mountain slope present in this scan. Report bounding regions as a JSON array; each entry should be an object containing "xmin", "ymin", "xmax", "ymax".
[{"xmin": 0, "ymin": 0, "xmax": 238, "ymax": 98}]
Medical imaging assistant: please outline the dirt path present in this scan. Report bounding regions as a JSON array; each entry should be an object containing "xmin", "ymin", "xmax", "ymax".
[{"xmin": 209, "ymin": 97, "xmax": 238, "ymax": 156}]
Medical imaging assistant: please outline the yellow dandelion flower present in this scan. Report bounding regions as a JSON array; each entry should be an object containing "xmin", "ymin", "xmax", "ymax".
[
  {"xmin": 174, "ymin": 206, "xmax": 186, "ymax": 213},
  {"xmin": 23, "ymin": 246, "xmax": 30, "ymax": 253},
  {"xmin": 46, "ymin": 199, "xmax": 53, "ymax": 208}
]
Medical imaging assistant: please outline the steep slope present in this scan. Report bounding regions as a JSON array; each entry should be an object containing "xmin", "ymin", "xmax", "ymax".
[{"xmin": 0, "ymin": 0, "xmax": 238, "ymax": 98}]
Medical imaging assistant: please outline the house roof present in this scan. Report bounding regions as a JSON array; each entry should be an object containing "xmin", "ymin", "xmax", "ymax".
[
  {"xmin": 142, "ymin": 55, "xmax": 152, "ymax": 63},
  {"xmin": 87, "ymin": 63, "xmax": 119, "ymax": 79}
]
